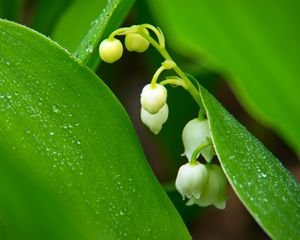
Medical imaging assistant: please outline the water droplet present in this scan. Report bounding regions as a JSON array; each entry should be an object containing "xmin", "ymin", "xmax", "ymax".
[
  {"xmin": 86, "ymin": 44, "xmax": 93, "ymax": 53},
  {"xmin": 90, "ymin": 19, "xmax": 99, "ymax": 26},
  {"xmin": 52, "ymin": 105, "xmax": 60, "ymax": 113},
  {"xmin": 49, "ymin": 131, "xmax": 54, "ymax": 136}
]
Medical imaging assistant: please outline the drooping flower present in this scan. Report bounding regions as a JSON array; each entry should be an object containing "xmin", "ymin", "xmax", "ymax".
[
  {"xmin": 182, "ymin": 118, "xmax": 215, "ymax": 162},
  {"xmin": 175, "ymin": 161, "xmax": 208, "ymax": 200},
  {"xmin": 187, "ymin": 164, "xmax": 227, "ymax": 209},
  {"xmin": 140, "ymin": 104, "xmax": 168, "ymax": 134},
  {"xmin": 140, "ymin": 83, "xmax": 167, "ymax": 114},
  {"xmin": 99, "ymin": 38, "xmax": 123, "ymax": 63}
]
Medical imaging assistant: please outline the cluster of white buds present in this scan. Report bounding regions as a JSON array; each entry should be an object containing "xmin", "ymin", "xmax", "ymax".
[
  {"xmin": 139, "ymin": 60, "xmax": 176, "ymax": 134},
  {"xmin": 99, "ymin": 24, "xmax": 229, "ymax": 210},
  {"xmin": 140, "ymin": 83, "xmax": 168, "ymax": 134},
  {"xmin": 175, "ymin": 162, "xmax": 227, "ymax": 209},
  {"xmin": 99, "ymin": 26, "xmax": 150, "ymax": 64},
  {"xmin": 98, "ymin": 25, "xmax": 170, "ymax": 134},
  {"xmin": 175, "ymin": 117, "xmax": 227, "ymax": 209}
]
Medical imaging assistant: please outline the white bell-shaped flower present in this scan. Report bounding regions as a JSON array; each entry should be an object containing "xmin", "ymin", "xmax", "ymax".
[
  {"xmin": 125, "ymin": 28, "xmax": 150, "ymax": 52},
  {"xmin": 187, "ymin": 164, "xmax": 227, "ymax": 209},
  {"xmin": 140, "ymin": 83, "xmax": 167, "ymax": 114},
  {"xmin": 175, "ymin": 161, "xmax": 208, "ymax": 200},
  {"xmin": 140, "ymin": 104, "xmax": 168, "ymax": 134},
  {"xmin": 99, "ymin": 38, "xmax": 123, "ymax": 63},
  {"xmin": 182, "ymin": 118, "xmax": 215, "ymax": 162}
]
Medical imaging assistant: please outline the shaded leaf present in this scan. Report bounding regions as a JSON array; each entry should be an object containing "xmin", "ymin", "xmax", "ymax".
[
  {"xmin": 147, "ymin": 0, "xmax": 300, "ymax": 153},
  {"xmin": 0, "ymin": 0, "xmax": 24, "ymax": 21}
]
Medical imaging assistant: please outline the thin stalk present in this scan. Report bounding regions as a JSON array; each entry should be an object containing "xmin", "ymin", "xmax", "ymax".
[
  {"xmin": 139, "ymin": 31, "xmax": 205, "ymax": 111},
  {"xmin": 190, "ymin": 141, "xmax": 212, "ymax": 165}
]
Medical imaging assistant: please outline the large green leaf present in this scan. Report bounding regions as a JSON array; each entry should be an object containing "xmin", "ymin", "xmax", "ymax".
[
  {"xmin": 147, "ymin": 0, "xmax": 300, "ymax": 153},
  {"xmin": 199, "ymin": 86, "xmax": 300, "ymax": 239},
  {"xmin": 0, "ymin": 19, "xmax": 190, "ymax": 239},
  {"xmin": 0, "ymin": 143, "xmax": 87, "ymax": 240}
]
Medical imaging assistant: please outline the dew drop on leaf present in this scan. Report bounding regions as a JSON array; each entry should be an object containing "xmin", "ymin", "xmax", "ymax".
[{"xmin": 52, "ymin": 105, "xmax": 60, "ymax": 113}]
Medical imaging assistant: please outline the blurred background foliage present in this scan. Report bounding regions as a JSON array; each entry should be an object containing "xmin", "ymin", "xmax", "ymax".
[{"xmin": 0, "ymin": 0, "xmax": 299, "ymax": 239}]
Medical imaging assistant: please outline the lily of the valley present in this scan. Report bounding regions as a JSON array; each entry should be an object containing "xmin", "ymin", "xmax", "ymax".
[
  {"xmin": 140, "ymin": 83, "xmax": 168, "ymax": 134},
  {"xmin": 99, "ymin": 38, "xmax": 123, "ymax": 63},
  {"xmin": 175, "ymin": 161, "xmax": 208, "ymax": 200},
  {"xmin": 140, "ymin": 104, "xmax": 168, "ymax": 134},
  {"xmin": 186, "ymin": 164, "xmax": 227, "ymax": 209},
  {"xmin": 182, "ymin": 118, "xmax": 215, "ymax": 162},
  {"xmin": 125, "ymin": 28, "xmax": 150, "ymax": 52},
  {"xmin": 140, "ymin": 83, "xmax": 167, "ymax": 114}
]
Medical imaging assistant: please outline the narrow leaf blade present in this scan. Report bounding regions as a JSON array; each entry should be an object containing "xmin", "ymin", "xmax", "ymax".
[
  {"xmin": 74, "ymin": 0, "xmax": 135, "ymax": 68},
  {"xmin": 200, "ymin": 86, "xmax": 300, "ymax": 239}
]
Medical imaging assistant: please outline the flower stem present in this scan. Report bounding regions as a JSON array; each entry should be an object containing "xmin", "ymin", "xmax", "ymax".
[
  {"xmin": 108, "ymin": 27, "xmax": 131, "ymax": 39},
  {"xmin": 190, "ymin": 141, "xmax": 212, "ymax": 165},
  {"xmin": 151, "ymin": 65, "xmax": 166, "ymax": 88},
  {"xmin": 139, "ymin": 31, "xmax": 205, "ymax": 112},
  {"xmin": 141, "ymin": 24, "xmax": 165, "ymax": 48}
]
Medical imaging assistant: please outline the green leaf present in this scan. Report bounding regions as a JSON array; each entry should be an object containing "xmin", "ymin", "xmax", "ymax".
[
  {"xmin": 0, "ymin": 0, "xmax": 24, "ymax": 21},
  {"xmin": 164, "ymin": 183, "xmax": 203, "ymax": 224},
  {"xmin": 199, "ymin": 86, "xmax": 300, "ymax": 239},
  {"xmin": 31, "ymin": 0, "xmax": 75, "ymax": 35},
  {"xmin": 77, "ymin": 0, "xmax": 134, "ymax": 69},
  {"xmin": 51, "ymin": 0, "xmax": 108, "ymax": 53},
  {"xmin": 0, "ymin": 19, "xmax": 190, "ymax": 239},
  {"xmin": 0, "ymin": 143, "xmax": 87, "ymax": 240},
  {"xmin": 147, "ymin": 0, "xmax": 300, "ymax": 153}
]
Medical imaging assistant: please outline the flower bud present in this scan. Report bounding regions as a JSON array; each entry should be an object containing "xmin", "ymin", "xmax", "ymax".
[
  {"xmin": 140, "ymin": 104, "xmax": 168, "ymax": 134},
  {"xmin": 188, "ymin": 164, "xmax": 227, "ymax": 209},
  {"xmin": 125, "ymin": 28, "xmax": 150, "ymax": 53},
  {"xmin": 175, "ymin": 162, "xmax": 208, "ymax": 200},
  {"xmin": 182, "ymin": 118, "xmax": 215, "ymax": 162},
  {"xmin": 140, "ymin": 83, "xmax": 167, "ymax": 114},
  {"xmin": 99, "ymin": 38, "xmax": 123, "ymax": 63}
]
